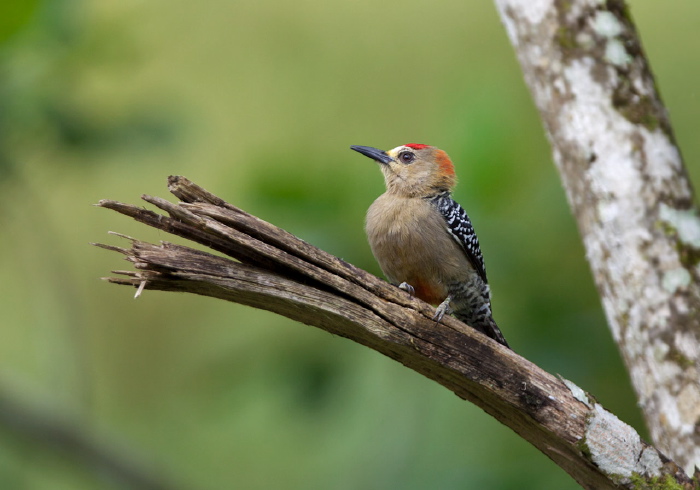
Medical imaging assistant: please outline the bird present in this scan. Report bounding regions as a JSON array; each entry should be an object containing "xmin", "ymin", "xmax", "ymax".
[{"xmin": 350, "ymin": 143, "xmax": 509, "ymax": 347}]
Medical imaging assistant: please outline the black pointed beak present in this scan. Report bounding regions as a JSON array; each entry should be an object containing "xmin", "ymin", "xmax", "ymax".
[{"xmin": 350, "ymin": 145, "xmax": 393, "ymax": 165}]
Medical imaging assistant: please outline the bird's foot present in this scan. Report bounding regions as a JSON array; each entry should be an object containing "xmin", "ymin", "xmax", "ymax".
[
  {"xmin": 433, "ymin": 296, "xmax": 453, "ymax": 324},
  {"xmin": 398, "ymin": 282, "xmax": 415, "ymax": 296}
]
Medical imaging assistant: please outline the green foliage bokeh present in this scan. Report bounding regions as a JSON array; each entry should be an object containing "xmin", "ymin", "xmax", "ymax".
[{"xmin": 1, "ymin": 0, "xmax": 698, "ymax": 488}]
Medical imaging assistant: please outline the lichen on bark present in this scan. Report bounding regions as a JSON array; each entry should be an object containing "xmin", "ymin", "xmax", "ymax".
[{"xmin": 495, "ymin": 0, "xmax": 700, "ymax": 473}]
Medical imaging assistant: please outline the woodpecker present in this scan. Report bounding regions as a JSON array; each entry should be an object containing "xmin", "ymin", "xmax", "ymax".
[{"xmin": 350, "ymin": 143, "xmax": 509, "ymax": 347}]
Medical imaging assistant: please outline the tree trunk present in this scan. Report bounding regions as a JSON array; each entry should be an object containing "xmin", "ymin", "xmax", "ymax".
[{"xmin": 494, "ymin": 0, "xmax": 700, "ymax": 472}]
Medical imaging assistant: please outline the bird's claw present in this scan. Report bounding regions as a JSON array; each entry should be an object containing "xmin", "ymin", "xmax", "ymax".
[
  {"xmin": 398, "ymin": 282, "xmax": 415, "ymax": 296},
  {"xmin": 433, "ymin": 296, "xmax": 453, "ymax": 324}
]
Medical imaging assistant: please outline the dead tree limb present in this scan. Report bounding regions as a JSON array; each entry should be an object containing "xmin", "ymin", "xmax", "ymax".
[
  {"xmin": 494, "ymin": 0, "xmax": 700, "ymax": 472},
  {"xmin": 95, "ymin": 176, "xmax": 697, "ymax": 489}
]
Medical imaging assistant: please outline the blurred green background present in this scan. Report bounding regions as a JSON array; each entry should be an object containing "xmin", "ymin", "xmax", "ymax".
[{"xmin": 0, "ymin": 0, "xmax": 698, "ymax": 488}]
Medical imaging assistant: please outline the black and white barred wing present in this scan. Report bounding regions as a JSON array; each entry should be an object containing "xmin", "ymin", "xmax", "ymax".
[{"xmin": 431, "ymin": 193, "xmax": 488, "ymax": 284}]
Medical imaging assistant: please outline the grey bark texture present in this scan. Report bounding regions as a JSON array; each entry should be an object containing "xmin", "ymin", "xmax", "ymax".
[
  {"xmin": 95, "ymin": 176, "xmax": 698, "ymax": 488},
  {"xmin": 494, "ymin": 0, "xmax": 700, "ymax": 473}
]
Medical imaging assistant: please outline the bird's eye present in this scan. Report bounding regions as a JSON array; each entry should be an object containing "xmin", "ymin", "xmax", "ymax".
[{"xmin": 398, "ymin": 151, "xmax": 415, "ymax": 164}]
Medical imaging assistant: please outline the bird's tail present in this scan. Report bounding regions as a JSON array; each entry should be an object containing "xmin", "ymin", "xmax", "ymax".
[{"xmin": 455, "ymin": 313, "xmax": 510, "ymax": 349}]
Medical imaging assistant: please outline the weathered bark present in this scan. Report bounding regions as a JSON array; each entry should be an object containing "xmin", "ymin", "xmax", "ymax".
[
  {"xmin": 95, "ymin": 176, "xmax": 698, "ymax": 488},
  {"xmin": 493, "ymin": 0, "xmax": 700, "ymax": 473}
]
